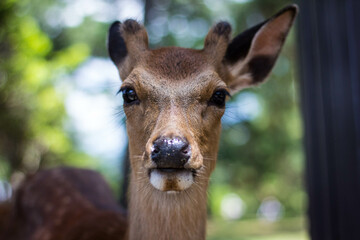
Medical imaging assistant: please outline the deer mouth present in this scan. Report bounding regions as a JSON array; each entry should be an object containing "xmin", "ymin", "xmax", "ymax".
[{"xmin": 149, "ymin": 168, "xmax": 195, "ymax": 192}]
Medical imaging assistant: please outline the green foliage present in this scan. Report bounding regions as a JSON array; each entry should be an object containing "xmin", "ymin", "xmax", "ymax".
[
  {"xmin": 0, "ymin": 0, "xmax": 91, "ymax": 178},
  {"xmin": 207, "ymin": 217, "xmax": 308, "ymax": 240}
]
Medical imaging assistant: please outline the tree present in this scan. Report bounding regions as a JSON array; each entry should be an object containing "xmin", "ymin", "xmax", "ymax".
[{"xmin": 0, "ymin": 0, "xmax": 91, "ymax": 178}]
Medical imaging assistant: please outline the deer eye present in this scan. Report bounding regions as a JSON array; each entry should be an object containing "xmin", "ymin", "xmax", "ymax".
[
  {"xmin": 209, "ymin": 89, "xmax": 230, "ymax": 107},
  {"xmin": 121, "ymin": 87, "xmax": 139, "ymax": 105}
]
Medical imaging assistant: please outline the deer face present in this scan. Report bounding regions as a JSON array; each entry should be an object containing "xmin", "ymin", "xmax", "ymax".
[
  {"xmin": 120, "ymin": 49, "xmax": 227, "ymax": 192},
  {"xmin": 108, "ymin": 5, "xmax": 297, "ymax": 192}
]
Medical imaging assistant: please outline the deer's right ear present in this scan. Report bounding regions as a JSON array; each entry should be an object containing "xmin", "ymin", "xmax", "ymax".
[{"xmin": 108, "ymin": 20, "xmax": 149, "ymax": 80}]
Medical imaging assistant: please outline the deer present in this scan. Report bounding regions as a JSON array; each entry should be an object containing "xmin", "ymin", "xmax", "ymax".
[{"xmin": 0, "ymin": 4, "xmax": 298, "ymax": 240}]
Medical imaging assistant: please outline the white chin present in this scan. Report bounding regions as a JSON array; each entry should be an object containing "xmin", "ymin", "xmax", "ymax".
[{"xmin": 149, "ymin": 169, "xmax": 194, "ymax": 192}]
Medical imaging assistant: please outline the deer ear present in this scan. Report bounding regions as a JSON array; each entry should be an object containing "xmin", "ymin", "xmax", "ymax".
[
  {"xmin": 223, "ymin": 4, "xmax": 298, "ymax": 94},
  {"xmin": 203, "ymin": 21, "xmax": 232, "ymax": 65},
  {"xmin": 108, "ymin": 20, "xmax": 149, "ymax": 80}
]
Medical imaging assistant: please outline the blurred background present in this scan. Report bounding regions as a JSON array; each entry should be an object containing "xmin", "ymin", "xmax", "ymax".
[{"xmin": 0, "ymin": 0, "xmax": 306, "ymax": 239}]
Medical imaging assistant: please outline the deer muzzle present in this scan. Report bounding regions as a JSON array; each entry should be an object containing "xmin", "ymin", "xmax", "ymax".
[{"xmin": 147, "ymin": 136, "xmax": 200, "ymax": 192}]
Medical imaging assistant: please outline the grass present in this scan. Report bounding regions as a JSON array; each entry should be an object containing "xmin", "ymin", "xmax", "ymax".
[{"xmin": 207, "ymin": 217, "xmax": 309, "ymax": 240}]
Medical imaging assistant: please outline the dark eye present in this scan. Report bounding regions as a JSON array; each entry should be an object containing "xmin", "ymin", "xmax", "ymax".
[
  {"xmin": 121, "ymin": 87, "xmax": 139, "ymax": 105},
  {"xmin": 209, "ymin": 89, "xmax": 229, "ymax": 107}
]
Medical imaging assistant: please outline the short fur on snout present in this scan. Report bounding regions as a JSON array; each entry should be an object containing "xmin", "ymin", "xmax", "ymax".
[{"xmin": 108, "ymin": 5, "xmax": 298, "ymax": 240}]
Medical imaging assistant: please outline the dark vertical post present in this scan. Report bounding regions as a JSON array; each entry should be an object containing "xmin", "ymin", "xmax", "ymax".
[{"xmin": 298, "ymin": 0, "xmax": 360, "ymax": 239}]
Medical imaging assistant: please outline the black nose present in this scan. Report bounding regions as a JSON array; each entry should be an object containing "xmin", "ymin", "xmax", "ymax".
[{"xmin": 151, "ymin": 137, "xmax": 191, "ymax": 168}]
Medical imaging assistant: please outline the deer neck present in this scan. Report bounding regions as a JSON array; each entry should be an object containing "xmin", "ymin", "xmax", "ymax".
[{"xmin": 127, "ymin": 171, "xmax": 209, "ymax": 240}]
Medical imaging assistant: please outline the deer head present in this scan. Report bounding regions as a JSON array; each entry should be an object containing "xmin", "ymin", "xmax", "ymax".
[
  {"xmin": 109, "ymin": 5, "xmax": 297, "ymax": 192},
  {"xmin": 108, "ymin": 5, "xmax": 298, "ymax": 240}
]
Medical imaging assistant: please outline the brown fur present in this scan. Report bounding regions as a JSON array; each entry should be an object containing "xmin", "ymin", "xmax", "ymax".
[
  {"xmin": 145, "ymin": 48, "xmax": 208, "ymax": 79},
  {"xmin": 0, "ymin": 168, "xmax": 127, "ymax": 240},
  {"xmin": 1, "ymin": 5, "xmax": 298, "ymax": 240}
]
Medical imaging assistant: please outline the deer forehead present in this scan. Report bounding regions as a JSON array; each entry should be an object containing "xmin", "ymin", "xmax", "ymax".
[{"xmin": 143, "ymin": 47, "xmax": 211, "ymax": 80}]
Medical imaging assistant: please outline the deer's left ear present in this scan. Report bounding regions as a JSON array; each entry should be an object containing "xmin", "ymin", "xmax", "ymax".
[{"xmin": 223, "ymin": 4, "xmax": 298, "ymax": 94}]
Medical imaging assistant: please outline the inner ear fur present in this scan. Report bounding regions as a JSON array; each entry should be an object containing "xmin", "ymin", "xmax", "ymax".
[
  {"xmin": 222, "ymin": 4, "xmax": 298, "ymax": 93},
  {"xmin": 108, "ymin": 19, "xmax": 149, "ymax": 80}
]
